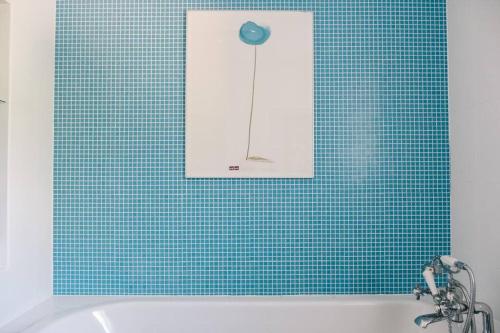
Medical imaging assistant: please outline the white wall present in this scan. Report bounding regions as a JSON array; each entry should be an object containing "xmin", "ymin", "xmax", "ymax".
[
  {"xmin": 0, "ymin": 0, "xmax": 55, "ymax": 326},
  {"xmin": 0, "ymin": 1, "xmax": 10, "ymax": 269},
  {"xmin": 448, "ymin": 0, "xmax": 500, "ymax": 320},
  {"xmin": 0, "ymin": 2, "xmax": 8, "ymax": 98}
]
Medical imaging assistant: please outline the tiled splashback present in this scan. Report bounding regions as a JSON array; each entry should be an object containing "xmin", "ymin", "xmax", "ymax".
[{"xmin": 54, "ymin": 0, "xmax": 449, "ymax": 295}]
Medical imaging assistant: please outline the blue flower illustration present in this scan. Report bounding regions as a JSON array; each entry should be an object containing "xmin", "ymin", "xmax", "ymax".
[
  {"xmin": 239, "ymin": 21, "xmax": 271, "ymax": 45},
  {"xmin": 239, "ymin": 21, "xmax": 272, "ymax": 162}
]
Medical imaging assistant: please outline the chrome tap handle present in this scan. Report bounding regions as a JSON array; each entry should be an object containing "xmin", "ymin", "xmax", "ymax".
[{"xmin": 413, "ymin": 284, "xmax": 428, "ymax": 300}]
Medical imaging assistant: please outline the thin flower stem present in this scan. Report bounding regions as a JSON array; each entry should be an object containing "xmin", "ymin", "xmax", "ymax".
[{"xmin": 246, "ymin": 45, "xmax": 257, "ymax": 160}]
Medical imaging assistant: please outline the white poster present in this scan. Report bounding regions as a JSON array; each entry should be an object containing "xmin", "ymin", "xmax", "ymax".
[{"xmin": 185, "ymin": 11, "xmax": 314, "ymax": 178}]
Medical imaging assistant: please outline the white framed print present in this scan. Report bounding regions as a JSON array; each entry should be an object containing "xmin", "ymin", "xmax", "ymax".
[{"xmin": 185, "ymin": 11, "xmax": 314, "ymax": 178}]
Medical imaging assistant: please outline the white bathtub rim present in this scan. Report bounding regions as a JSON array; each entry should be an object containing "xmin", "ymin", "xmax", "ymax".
[{"xmin": 0, "ymin": 295, "xmax": 434, "ymax": 333}]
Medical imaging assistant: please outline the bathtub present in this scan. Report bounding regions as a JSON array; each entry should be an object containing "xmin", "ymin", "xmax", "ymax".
[{"xmin": 2, "ymin": 296, "xmax": 447, "ymax": 333}]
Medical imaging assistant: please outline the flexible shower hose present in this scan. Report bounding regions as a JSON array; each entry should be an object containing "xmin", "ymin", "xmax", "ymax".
[{"xmin": 462, "ymin": 265, "xmax": 476, "ymax": 333}]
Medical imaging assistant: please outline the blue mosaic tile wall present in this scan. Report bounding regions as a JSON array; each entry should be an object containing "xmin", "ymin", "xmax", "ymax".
[{"xmin": 54, "ymin": 0, "xmax": 450, "ymax": 295}]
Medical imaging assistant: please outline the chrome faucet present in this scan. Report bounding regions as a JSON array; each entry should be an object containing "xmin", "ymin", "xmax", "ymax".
[
  {"xmin": 413, "ymin": 256, "xmax": 495, "ymax": 333},
  {"xmin": 415, "ymin": 313, "xmax": 448, "ymax": 329}
]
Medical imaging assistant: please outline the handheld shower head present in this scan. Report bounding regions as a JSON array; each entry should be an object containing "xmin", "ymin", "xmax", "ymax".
[
  {"xmin": 422, "ymin": 266, "xmax": 438, "ymax": 296},
  {"xmin": 440, "ymin": 255, "xmax": 464, "ymax": 272},
  {"xmin": 421, "ymin": 255, "xmax": 464, "ymax": 296},
  {"xmin": 421, "ymin": 256, "xmax": 443, "ymax": 296}
]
